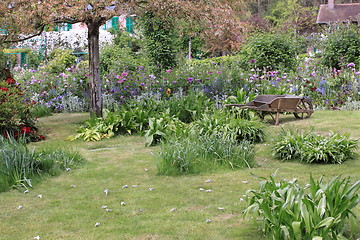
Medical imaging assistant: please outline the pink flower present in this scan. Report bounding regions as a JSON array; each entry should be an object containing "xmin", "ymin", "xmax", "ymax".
[{"xmin": 121, "ymin": 72, "xmax": 128, "ymax": 77}]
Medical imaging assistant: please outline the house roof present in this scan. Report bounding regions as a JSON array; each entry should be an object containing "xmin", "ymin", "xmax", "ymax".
[{"xmin": 316, "ymin": 3, "xmax": 360, "ymax": 24}]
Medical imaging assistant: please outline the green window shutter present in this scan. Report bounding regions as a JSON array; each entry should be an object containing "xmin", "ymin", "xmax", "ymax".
[
  {"xmin": 126, "ymin": 17, "xmax": 133, "ymax": 33},
  {"xmin": 112, "ymin": 17, "xmax": 119, "ymax": 31}
]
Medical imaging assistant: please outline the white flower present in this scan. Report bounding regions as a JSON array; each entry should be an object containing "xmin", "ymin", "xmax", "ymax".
[
  {"xmin": 70, "ymin": 185, "xmax": 76, "ymax": 188},
  {"xmin": 101, "ymin": 206, "xmax": 107, "ymax": 209},
  {"xmin": 105, "ymin": 208, "xmax": 112, "ymax": 212},
  {"xmin": 37, "ymin": 195, "xmax": 42, "ymax": 198},
  {"xmin": 121, "ymin": 201, "xmax": 126, "ymax": 206},
  {"xmin": 94, "ymin": 222, "xmax": 101, "ymax": 227},
  {"xmin": 149, "ymin": 188, "xmax": 153, "ymax": 191},
  {"xmin": 242, "ymin": 180, "xmax": 248, "ymax": 184},
  {"xmin": 24, "ymin": 190, "xmax": 29, "ymax": 193},
  {"xmin": 199, "ymin": 188, "xmax": 204, "ymax": 191},
  {"xmin": 104, "ymin": 189, "xmax": 109, "ymax": 195},
  {"xmin": 33, "ymin": 236, "xmax": 40, "ymax": 240},
  {"xmin": 205, "ymin": 179, "xmax": 212, "ymax": 183},
  {"xmin": 144, "ymin": 169, "xmax": 149, "ymax": 172},
  {"xmin": 170, "ymin": 208, "xmax": 176, "ymax": 212},
  {"xmin": 122, "ymin": 185, "xmax": 128, "ymax": 188},
  {"xmin": 132, "ymin": 185, "xmax": 137, "ymax": 188},
  {"xmin": 66, "ymin": 168, "xmax": 71, "ymax": 172},
  {"xmin": 205, "ymin": 189, "xmax": 212, "ymax": 193},
  {"xmin": 240, "ymin": 198, "xmax": 244, "ymax": 202},
  {"xmin": 17, "ymin": 205, "xmax": 23, "ymax": 210},
  {"xmin": 218, "ymin": 207, "xmax": 225, "ymax": 210},
  {"xmin": 205, "ymin": 219, "xmax": 211, "ymax": 223}
]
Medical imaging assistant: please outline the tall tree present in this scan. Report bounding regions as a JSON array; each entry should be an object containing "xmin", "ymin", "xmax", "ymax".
[{"xmin": 1, "ymin": 0, "xmax": 243, "ymax": 117}]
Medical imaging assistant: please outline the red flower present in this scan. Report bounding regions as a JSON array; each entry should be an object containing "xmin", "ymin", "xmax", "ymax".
[
  {"xmin": 6, "ymin": 78, "xmax": 16, "ymax": 84},
  {"xmin": 21, "ymin": 126, "xmax": 31, "ymax": 134},
  {"xmin": 0, "ymin": 87, "xmax": 9, "ymax": 92}
]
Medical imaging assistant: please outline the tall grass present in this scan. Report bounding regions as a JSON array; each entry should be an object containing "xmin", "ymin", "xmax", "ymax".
[
  {"xmin": 156, "ymin": 134, "xmax": 255, "ymax": 175},
  {"xmin": 0, "ymin": 136, "xmax": 85, "ymax": 192}
]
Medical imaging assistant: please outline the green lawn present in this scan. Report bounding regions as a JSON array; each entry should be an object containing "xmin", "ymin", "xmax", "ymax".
[{"xmin": 0, "ymin": 111, "xmax": 359, "ymax": 240}]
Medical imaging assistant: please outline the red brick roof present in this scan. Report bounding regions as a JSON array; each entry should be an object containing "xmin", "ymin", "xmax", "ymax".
[{"xmin": 316, "ymin": 3, "xmax": 360, "ymax": 24}]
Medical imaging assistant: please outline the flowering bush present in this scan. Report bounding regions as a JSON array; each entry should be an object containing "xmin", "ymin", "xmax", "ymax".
[{"xmin": 0, "ymin": 68, "xmax": 44, "ymax": 141}]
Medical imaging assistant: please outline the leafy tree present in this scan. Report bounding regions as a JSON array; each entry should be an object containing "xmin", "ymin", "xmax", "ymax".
[{"xmin": 1, "ymin": 0, "xmax": 245, "ymax": 117}]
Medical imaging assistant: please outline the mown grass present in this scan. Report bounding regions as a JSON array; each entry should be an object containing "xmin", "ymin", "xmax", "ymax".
[{"xmin": 0, "ymin": 111, "xmax": 359, "ymax": 240}]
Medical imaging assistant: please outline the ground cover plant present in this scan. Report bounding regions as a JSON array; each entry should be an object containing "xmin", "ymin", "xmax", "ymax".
[{"xmin": 0, "ymin": 111, "xmax": 359, "ymax": 240}]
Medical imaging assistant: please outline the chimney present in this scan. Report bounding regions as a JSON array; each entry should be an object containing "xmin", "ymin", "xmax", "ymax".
[{"xmin": 328, "ymin": 0, "xmax": 335, "ymax": 9}]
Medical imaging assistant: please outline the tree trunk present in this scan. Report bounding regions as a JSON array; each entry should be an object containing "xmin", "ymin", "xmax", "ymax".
[{"xmin": 87, "ymin": 20, "xmax": 102, "ymax": 118}]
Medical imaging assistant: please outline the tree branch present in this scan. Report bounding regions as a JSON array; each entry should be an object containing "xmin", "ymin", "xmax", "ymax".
[{"xmin": 3, "ymin": 25, "xmax": 46, "ymax": 43}]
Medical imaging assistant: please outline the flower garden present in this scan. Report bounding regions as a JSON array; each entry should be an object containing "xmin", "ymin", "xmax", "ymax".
[{"xmin": 1, "ymin": 28, "xmax": 360, "ymax": 240}]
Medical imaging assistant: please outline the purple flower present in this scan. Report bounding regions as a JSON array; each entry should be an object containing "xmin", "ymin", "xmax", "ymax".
[
  {"xmin": 347, "ymin": 62, "xmax": 355, "ymax": 68},
  {"xmin": 121, "ymin": 72, "xmax": 128, "ymax": 77},
  {"xmin": 165, "ymin": 70, "xmax": 172, "ymax": 73},
  {"xmin": 249, "ymin": 59, "xmax": 255, "ymax": 63},
  {"xmin": 172, "ymin": 81, "xmax": 177, "ymax": 84}
]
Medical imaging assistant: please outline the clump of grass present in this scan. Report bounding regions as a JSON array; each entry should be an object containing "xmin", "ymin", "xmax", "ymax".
[
  {"xmin": 272, "ymin": 128, "xmax": 358, "ymax": 164},
  {"xmin": 0, "ymin": 136, "xmax": 85, "ymax": 192},
  {"xmin": 156, "ymin": 134, "xmax": 255, "ymax": 175},
  {"xmin": 0, "ymin": 136, "xmax": 38, "ymax": 192}
]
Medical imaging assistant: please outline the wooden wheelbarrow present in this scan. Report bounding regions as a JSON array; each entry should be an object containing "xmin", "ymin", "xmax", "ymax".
[{"xmin": 225, "ymin": 94, "xmax": 314, "ymax": 125}]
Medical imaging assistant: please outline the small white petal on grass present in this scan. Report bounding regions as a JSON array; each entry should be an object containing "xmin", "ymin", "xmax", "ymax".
[
  {"xmin": 144, "ymin": 169, "xmax": 149, "ymax": 172},
  {"xmin": 170, "ymin": 208, "xmax": 176, "ymax": 212},
  {"xmin": 149, "ymin": 188, "xmax": 153, "ymax": 191},
  {"xmin": 205, "ymin": 189, "xmax": 212, "ymax": 193},
  {"xmin": 70, "ymin": 185, "xmax": 76, "ymax": 188},
  {"xmin": 242, "ymin": 180, "xmax": 248, "ymax": 184},
  {"xmin": 37, "ymin": 195, "xmax": 42, "ymax": 198},
  {"xmin": 132, "ymin": 185, "xmax": 137, "ymax": 188},
  {"xmin": 23, "ymin": 190, "xmax": 29, "ymax": 193},
  {"xmin": 205, "ymin": 179, "xmax": 212, "ymax": 183},
  {"xmin": 101, "ymin": 205, "xmax": 107, "ymax": 209},
  {"xmin": 305, "ymin": 183, "xmax": 311, "ymax": 188},
  {"xmin": 33, "ymin": 236, "xmax": 40, "ymax": 240},
  {"xmin": 121, "ymin": 201, "xmax": 126, "ymax": 206},
  {"xmin": 17, "ymin": 205, "xmax": 23, "ymax": 210},
  {"xmin": 240, "ymin": 198, "xmax": 244, "ymax": 202},
  {"xmin": 205, "ymin": 219, "xmax": 211, "ymax": 223},
  {"xmin": 218, "ymin": 207, "xmax": 225, "ymax": 210},
  {"xmin": 104, "ymin": 189, "xmax": 109, "ymax": 195},
  {"xmin": 122, "ymin": 185, "xmax": 128, "ymax": 188},
  {"xmin": 66, "ymin": 168, "xmax": 71, "ymax": 172},
  {"xmin": 199, "ymin": 188, "xmax": 204, "ymax": 191},
  {"xmin": 94, "ymin": 222, "xmax": 101, "ymax": 227},
  {"xmin": 105, "ymin": 208, "xmax": 112, "ymax": 212}
]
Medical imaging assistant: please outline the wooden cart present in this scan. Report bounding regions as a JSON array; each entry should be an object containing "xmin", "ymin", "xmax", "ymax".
[{"xmin": 225, "ymin": 95, "xmax": 314, "ymax": 125}]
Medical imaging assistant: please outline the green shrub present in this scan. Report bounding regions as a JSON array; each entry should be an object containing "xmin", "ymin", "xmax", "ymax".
[
  {"xmin": 45, "ymin": 49, "xmax": 76, "ymax": 74},
  {"xmin": 272, "ymin": 129, "xmax": 358, "ymax": 164},
  {"xmin": 244, "ymin": 174, "xmax": 360, "ymax": 239},
  {"xmin": 156, "ymin": 134, "xmax": 255, "ymax": 175},
  {"xmin": 321, "ymin": 25, "xmax": 360, "ymax": 68},
  {"xmin": 240, "ymin": 32, "xmax": 300, "ymax": 71}
]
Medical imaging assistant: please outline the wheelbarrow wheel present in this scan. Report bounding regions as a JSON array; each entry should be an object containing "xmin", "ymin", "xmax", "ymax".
[{"xmin": 294, "ymin": 98, "xmax": 313, "ymax": 119}]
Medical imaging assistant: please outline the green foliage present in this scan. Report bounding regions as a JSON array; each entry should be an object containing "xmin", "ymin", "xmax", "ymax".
[
  {"xmin": 45, "ymin": 49, "xmax": 76, "ymax": 74},
  {"xmin": 156, "ymin": 134, "xmax": 255, "ymax": 175},
  {"xmin": 321, "ymin": 25, "xmax": 360, "ymax": 68},
  {"xmin": 244, "ymin": 174, "xmax": 360, "ymax": 240},
  {"xmin": 240, "ymin": 32, "xmax": 301, "ymax": 71},
  {"xmin": 273, "ymin": 129, "xmax": 358, "ymax": 164},
  {"xmin": 100, "ymin": 43, "xmax": 151, "ymax": 76},
  {"xmin": 0, "ymin": 136, "xmax": 85, "ymax": 192},
  {"xmin": 140, "ymin": 11, "xmax": 179, "ymax": 71}
]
